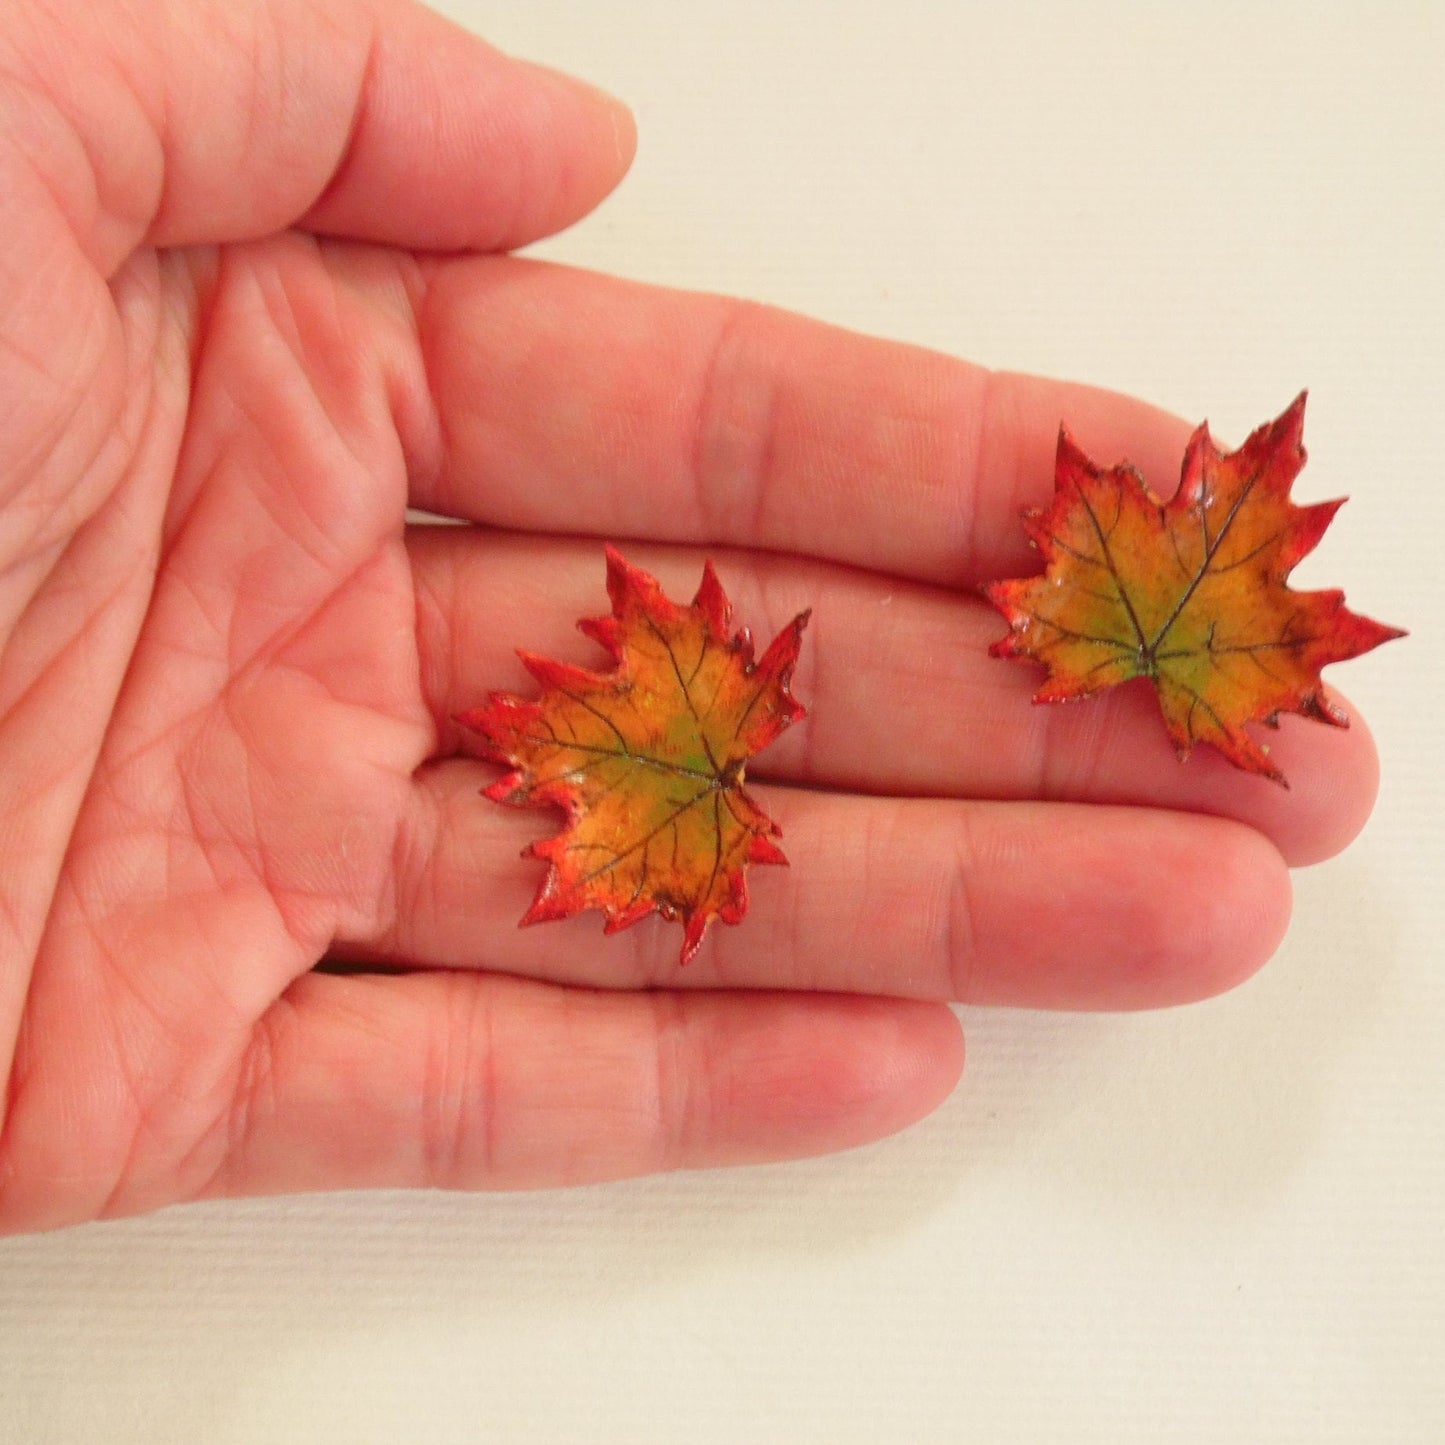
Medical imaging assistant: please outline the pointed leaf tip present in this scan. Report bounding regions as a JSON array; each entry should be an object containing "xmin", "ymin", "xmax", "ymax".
[{"xmin": 694, "ymin": 559, "xmax": 732, "ymax": 639}]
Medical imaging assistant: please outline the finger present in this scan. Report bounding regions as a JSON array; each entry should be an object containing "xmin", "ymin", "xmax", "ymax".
[
  {"xmin": 410, "ymin": 528, "xmax": 1381, "ymax": 866},
  {"xmin": 7, "ymin": 0, "xmax": 634, "ymax": 268},
  {"xmin": 409, "ymin": 257, "xmax": 1194, "ymax": 586},
  {"xmin": 365, "ymin": 763, "xmax": 1292, "ymax": 1010},
  {"xmin": 209, "ymin": 971, "xmax": 963, "ymax": 1197}
]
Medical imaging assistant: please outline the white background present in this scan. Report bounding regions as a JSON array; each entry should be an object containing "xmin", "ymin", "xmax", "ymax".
[{"xmin": 3, "ymin": 3, "xmax": 1441, "ymax": 1441}]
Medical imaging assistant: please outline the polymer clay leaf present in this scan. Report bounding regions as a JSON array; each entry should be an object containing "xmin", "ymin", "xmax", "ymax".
[
  {"xmin": 984, "ymin": 394, "xmax": 1403, "ymax": 784},
  {"xmin": 459, "ymin": 549, "xmax": 808, "ymax": 963}
]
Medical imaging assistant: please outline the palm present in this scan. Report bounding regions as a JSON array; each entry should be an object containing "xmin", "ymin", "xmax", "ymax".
[
  {"xmin": 0, "ymin": 234, "xmax": 438, "ymax": 1221},
  {"xmin": 0, "ymin": 0, "xmax": 1383, "ymax": 1234}
]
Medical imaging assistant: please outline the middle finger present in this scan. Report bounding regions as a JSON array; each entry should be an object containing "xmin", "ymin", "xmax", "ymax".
[{"xmin": 410, "ymin": 527, "xmax": 1378, "ymax": 867}]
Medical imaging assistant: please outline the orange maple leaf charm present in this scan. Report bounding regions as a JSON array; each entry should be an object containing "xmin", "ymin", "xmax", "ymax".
[
  {"xmin": 984, "ymin": 394, "xmax": 1403, "ymax": 784},
  {"xmin": 459, "ymin": 549, "xmax": 809, "ymax": 962}
]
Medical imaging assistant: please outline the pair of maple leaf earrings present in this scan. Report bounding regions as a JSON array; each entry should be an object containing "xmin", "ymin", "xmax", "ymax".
[{"xmin": 458, "ymin": 395, "xmax": 1403, "ymax": 963}]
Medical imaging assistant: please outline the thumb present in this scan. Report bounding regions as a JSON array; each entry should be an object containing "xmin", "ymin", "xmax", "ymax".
[{"xmin": 1, "ymin": 0, "xmax": 636, "ymax": 271}]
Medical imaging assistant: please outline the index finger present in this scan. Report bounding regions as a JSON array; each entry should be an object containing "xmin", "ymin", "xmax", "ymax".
[{"xmin": 410, "ymin": 256, "xmax": 1194, "ymax": 586}]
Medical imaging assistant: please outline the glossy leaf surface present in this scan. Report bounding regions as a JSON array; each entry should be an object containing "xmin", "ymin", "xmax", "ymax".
[
  {"xmin": 984, "ymin": 394, "xmax": 1403, "ymax": 783},
  {"xmin": 460, "ymin": 549, "xmax": 808, "ymax": 962}
]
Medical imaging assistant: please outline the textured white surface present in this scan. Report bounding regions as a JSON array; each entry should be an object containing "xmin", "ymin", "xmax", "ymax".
[{"xmin": 2, "ymin": 3, "xmax": 1441, "ymax": 1441}]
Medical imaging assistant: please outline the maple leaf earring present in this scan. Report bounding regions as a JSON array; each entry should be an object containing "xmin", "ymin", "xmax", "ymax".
[
  {"xmin": 458, "ymin": 548, "xmax": 808, "ymax": 964},
  {"xmin": 983, "ymin": 394, "xmax": 1404, "ymax": 785}
]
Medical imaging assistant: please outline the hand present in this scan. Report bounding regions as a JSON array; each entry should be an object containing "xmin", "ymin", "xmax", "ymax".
[{"xmin": 0, "ymin": 0, "xmax": 1379, "ymax": 1234}]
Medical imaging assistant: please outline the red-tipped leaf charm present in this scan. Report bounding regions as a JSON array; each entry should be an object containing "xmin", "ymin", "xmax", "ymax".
[
  {"xmin": 983, "ymin": 395, "xmax": 1403, "ymax": 784},
  {"xmin": 459, "ymin": 549, "xmax": 809, "ymax": 962}
]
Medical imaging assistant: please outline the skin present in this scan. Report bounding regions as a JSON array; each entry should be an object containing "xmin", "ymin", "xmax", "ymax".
[{"xmin": 0, "ymin": 0, "xmax": 1380, "ymax": 1233}]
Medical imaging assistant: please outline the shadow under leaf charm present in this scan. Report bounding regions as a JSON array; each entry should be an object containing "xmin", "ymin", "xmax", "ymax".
[
  {"xmin": 459, "ymin": 548, "xmax": 809, "ymax": 963},
  {"xmin": 983, "ymin": 394, "xmax": 1403, "ymax": 785}
]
